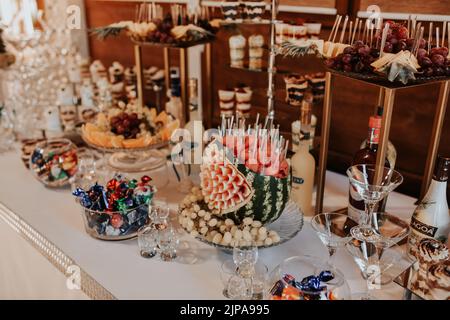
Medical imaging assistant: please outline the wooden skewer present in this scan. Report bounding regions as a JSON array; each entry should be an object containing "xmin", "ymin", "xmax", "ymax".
[
  {"xmin": 428, "ymin": 22, "xmax": 433, "ymax": 54},
  {"xmin": 348, "ymin": 21, "xmax": 353, "ymax": 44},
  {"xmin": 362, "ymin": 19, "xmax": 367, "ymax": 43},
  {"xmin": 407, "ymin": 15, "xmax": 411, "ymax": 38},
  {"xmin": 411, "ymin": 16, "xmax": 417, "ymax": 39},
  {"xmin": 370, "ymin": 24, "xmax": 374, "ymax": 47},
  {"xmin": 357, "ymin": 19, "xmax": 362, "ymax": 41},
  {"xmin": 442, "ymin": 21, "xmax": 447, "ymax": 47},
  {"xmin": 415, "ymin": 27, "xmax": 424, "ymax": 56},
  {"xmin": 436, "ymin": 27, "xmax": 440, "ymax": 48},
  {"xmin": 339, "ymin": 15, "xmax": 349, "ymax": 44},
  {"xmin": 448, "ymin": 22, "xmax": 450, "ymax": 50},
  {"xmin": 328, "ymin": 15, "xmax": 340, "ymax": 42},
  {"xmin": 380, "ymin": 23, "xmax": 389, "ymax": 58},
  {"xmin": 331, "ymin": 15, "xmax": 342, "ymax": 43},
  {"xmin": 351, "ymin": 18, "xmax": 360, "ymax": 44}
]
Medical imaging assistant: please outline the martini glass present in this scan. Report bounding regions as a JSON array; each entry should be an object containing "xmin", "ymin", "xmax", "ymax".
[
  {"xmin": 345, "ymin": 239, "xmax": 414, "ymax": 300},
  {"xmin": 311, "ymin": 213, "xmax": 358, "ymax": 280},
  {"xmin": 347, "ymin": 164, "xmax": 403, "ymax": 243}
]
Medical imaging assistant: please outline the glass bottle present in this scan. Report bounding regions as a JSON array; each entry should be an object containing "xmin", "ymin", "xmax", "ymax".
[{"xmin": 408, "ymin": 155, "xmax": 450, "ymax": 257}]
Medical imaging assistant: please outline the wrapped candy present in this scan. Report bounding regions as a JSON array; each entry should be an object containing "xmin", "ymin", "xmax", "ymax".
[
  {"xmin": 270, "ymin": 271, "xmax": 335, "ymax": 300},
  {"xmin": 73, "ymin": 174, "xmax": 156, "ymax": 239}
]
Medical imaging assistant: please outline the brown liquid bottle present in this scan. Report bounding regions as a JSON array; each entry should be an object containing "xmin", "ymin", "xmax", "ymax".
[{"xmin": 348, "ymin": 107, "xmax": 393, "ymax": 221}]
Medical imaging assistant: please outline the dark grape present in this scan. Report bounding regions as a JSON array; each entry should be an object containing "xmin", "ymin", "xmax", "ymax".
[
  {"xmin": 396, "ymin": 39, "xmax": 408, "ymax": 51},
  {"xmin": 423, "ymin": 67, "xmax": 434, "ymax": 77},
  {"xmin": 417, "ymin": 48, "xmax": 428, "ymax": 60},
  {"xmin": 383, "ymin": 42, "xmax": 394, "ymax": 53},
  {"xmin": 358, "ymin": 45, "xmax": 371, "ymax": 56},
  {"xmin": 343, "ymin": 46, "xmax": 355, "ymax": 54},
  {"xmin": 343, "ymin": 64, "xmax": 353, "ymax": 72},
  {"xmin": 325, "ymin": 59, "xmax": 335, "ymax": 68},
  {"xmin": 354, "ymin": 40, "xmax": 364, "ymax": 47},
  {"xmin": 433, "ymin": 66, "xmax": 445, "ymax": 76},
  {"xmin": 431, "ymin": 54, "xmax": 445, "ymax": 67},
  {"xmin": 342, "ymin": 54, "xmax": 352, "ymax": 64},
  {"xmin": 420, "ymin": 57, "xmax": 433, "ymax": 68}
]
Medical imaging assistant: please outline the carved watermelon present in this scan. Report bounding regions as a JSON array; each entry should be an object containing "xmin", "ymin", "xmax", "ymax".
[{"xmin": 201, "ymin": 137, "xmax": 291, "ymax": 225}]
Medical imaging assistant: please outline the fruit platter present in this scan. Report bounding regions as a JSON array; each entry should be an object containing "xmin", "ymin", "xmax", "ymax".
[
  {"xmin": 91, "ymin": 3, "xmax": 217, "ymax": 48},
  {"xmin": 81, "ymin": 102, "xmax": 179, "ymax": 151},
  {"xmin": 81, "ymin": 101, "xmax": 179, "ymax": 172},
  {"xmin": 323, "ymin": 17, "xmax": 450, "ymax": 85},
  {"xmin": 178, "ymin": 118, "xmax": 304, "ymax": 252}
]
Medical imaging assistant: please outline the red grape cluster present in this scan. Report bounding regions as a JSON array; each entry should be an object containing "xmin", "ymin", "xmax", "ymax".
[
  {"xmin": 325, "ymin": 41, "xmax": 378, "ymax": 73},
  {"xmin": 110, "ymin": 112, "xmax": 143, "ymax": 139},
  {"xmin": 147, "ymin": 15, "xmax": 175, "ymax": 44},
  {"xmin": 381, "ymin": 21, "xmax": 412, "ymax": 53},
  {"xmin": 417, "ymin": 47, "xmax": 450, "ymax": 77}
]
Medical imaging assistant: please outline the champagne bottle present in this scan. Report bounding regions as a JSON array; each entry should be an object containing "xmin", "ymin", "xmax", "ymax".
[{"xmin": 408, "ymin": 155, "xmax": 450, "ymax": 257}]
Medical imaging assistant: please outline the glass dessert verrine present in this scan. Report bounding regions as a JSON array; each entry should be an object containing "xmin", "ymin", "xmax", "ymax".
[
  {"xmin": 346, "ymin": 164, "xmax": 403, "ymax": 243},
  {"xmin": 311, "ymin": 213, "xmax": 358, "ymax": 275},
  {"xmin": 345, "ymin": 239, "xmax": 413, "ymax": 300}
]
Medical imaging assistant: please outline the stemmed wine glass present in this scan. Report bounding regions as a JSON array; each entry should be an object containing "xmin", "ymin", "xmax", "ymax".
[
  {"xmin": 311, "ymin": 213, "xmax": 358, "ymax": 279},
  {"xmin": 347, "ymin": 164, "xmax": 403, "ymax": 243},
  {"xmin": 345, "ymin": 238, "xmax": 415, "ymax": 300}
]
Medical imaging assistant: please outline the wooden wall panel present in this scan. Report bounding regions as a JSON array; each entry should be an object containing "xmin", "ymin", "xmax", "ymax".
[
  {"xmin": 281, "ymin": 0, "xmax": 335, "ymax": 7},
  {"xmin": 359, "ymin": 0, "xmax": 450, "ymax": 15}
]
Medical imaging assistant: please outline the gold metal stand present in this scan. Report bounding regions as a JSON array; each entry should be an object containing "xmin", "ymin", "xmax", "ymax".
[
  {"xmin": 316, "ymin": 72, "xmax": 450, "ymax": 214},
  {"xmin": 133, "ymin": 42, "xmax": 213, "ymax": 128},
  {"xmin": 134, "ymin": 45, "xmax": 145, "ymax": 111},
  {"xmin": 205, "ymin": 43, "xmax": 213, "ymax": 129}
]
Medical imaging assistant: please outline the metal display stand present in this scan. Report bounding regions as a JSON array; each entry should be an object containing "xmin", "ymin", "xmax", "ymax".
[
  {"xmin": 133, "ymin": 39, "xmax": 214, "ymax": 127},
  {"xmin": 315, "ymin": 71, "xmax": 450, "ymax": 214}
]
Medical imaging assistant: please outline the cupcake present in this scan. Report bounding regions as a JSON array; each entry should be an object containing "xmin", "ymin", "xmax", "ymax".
[
  {"xmin": 108, "ymin": 61, "xmax": 125, "ymax": 84},
  {"xmin": 275, "ymin": 23, "xmax": 288, "ymax": 44}
]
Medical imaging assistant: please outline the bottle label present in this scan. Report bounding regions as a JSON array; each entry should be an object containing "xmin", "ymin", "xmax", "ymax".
[
  {"xmin": 410, "ymin": 216, "xmax": 438, "ymax": 237},
  {"xmin": 292, "ymin": 177, "xmax": 304, "ymax": 185}
]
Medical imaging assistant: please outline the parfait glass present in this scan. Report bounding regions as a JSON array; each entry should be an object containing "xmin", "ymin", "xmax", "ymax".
[
  {"xmin": 345, "ymin": 239, "xmax": 415, "ymax": 300},
  {"xmin": 347, "ymin": 164, "xmax": 403, "ymax": 243},
  {"xmin": 311, "ymin": 213, "xmax": 357, "ymax": 280}
]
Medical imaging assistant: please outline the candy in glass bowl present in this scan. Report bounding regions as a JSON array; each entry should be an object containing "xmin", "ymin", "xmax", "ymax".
[
  {"xmin": 268, "ymin": 256, "xmax": 350, "ymax": 300},
  {"xmin": 29, "ymin": 138, "xmax": 78, "ymax": 187},
  {"xmin": 73, "ymin": 174, "xmax": 156, "ymax": 240}
]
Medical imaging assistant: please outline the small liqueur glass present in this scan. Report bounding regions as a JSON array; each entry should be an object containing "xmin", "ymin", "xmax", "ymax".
[
  {"xmin": 157, "ymin": 226, "xmax": 180, "ymax": 262},
  {"xmin": 137, "ymin": 225, "xmax": 158, "ymax": 258},
  {"xmin": 347, "ymin": 164, "xmax": 403, "ymax": 243}
]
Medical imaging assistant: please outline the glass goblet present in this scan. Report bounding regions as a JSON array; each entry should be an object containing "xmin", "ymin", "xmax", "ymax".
[
  {"xmin": 347, "ymin": 164, "xmax": 403, "ymax": 243},
  {"xmin": 345, "ymin": 239, "xmax": 414, "ymax": 300},
  {"xmin": 311, "ymin": 213, "xmax": 357, "ymax": 275}
]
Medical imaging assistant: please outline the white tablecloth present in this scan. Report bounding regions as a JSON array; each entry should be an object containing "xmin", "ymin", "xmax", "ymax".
[{"xmin": 0, "ymin": 148, "xmax": 417, "ymax": 299}]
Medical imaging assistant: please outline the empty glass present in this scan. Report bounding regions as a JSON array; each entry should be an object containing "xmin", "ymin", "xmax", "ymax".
[
  {"xmin": 345, "ymin": 239, "xmax": 414, "ymax": 300},
  {"xmin": 157, "ymin": 226, "xmax": 179, "ymax": 262},
  {"xmin": 137, "ymin": 225, "xmax": 158, "ymax": 258},
  {"xmin": 311, "ymin": 213, "xmax": 357, "ymax": 272},
  {"xmin": 347, "ymin": 164, "xmax": 403, "ymax": 243}
]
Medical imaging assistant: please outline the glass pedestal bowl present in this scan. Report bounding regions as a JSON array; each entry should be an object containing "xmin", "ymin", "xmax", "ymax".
[{"xmin": 267, "ymin": 255, "xmax": 351, "ymax": 300}]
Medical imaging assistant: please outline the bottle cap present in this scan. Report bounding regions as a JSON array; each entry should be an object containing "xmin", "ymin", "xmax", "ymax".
[{"xmin": 433, "ymin": 155, "xmax": 450, "ymax": 182}]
